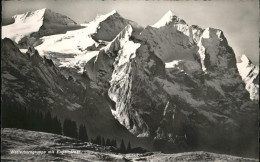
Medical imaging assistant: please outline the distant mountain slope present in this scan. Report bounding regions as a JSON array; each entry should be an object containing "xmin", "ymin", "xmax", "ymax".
[{"xmin": 1, "ymin": 128, "xmax": 258, "ymax": 162}]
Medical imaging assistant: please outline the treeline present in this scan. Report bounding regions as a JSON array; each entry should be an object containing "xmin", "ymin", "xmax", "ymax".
[
  {"xmin": 63, "ymin": 120, "xmax": 133, "ymax": 153},
  {"xmin": 1, "ymin": 98, "xmax": 134, "ymax": 153},
  {"xmin": 1, "ymin": 98, "xmax": 86, "ymax": 140},
  {"xmin": 2, "ymin": 101, "xmax": 62, "ymax": 135},
  {"xmin": 62, "ymin": 118, "xmax": 89, "ymax": 142},
  {"xmin": 1, "ymin": 102, "xmax": 88, "ymax": 140},
  {"xmin": 91, "ymin": 136, "xmax": 132, "ymax": 153}
]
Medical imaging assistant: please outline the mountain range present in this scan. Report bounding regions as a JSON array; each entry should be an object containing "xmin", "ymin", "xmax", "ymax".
[{"xmin": 1, "ymin": 8, "xmax": 259, "ymax": 158}]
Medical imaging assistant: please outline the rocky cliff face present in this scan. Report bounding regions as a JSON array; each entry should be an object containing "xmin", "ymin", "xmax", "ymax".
[
  {"xmin": 1, "ymin": 38, "xmax": 85, "ymax": 111},
  {"xmin": 84, "ymin": 11, "xmax": 258, "ymax": 157}
]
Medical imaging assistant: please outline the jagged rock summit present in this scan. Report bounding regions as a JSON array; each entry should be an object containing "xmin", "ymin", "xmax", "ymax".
[
  {"xmin": 91, "ymin": 10, "xmax": 143, "ymax": 41},
  {"xmin": 150, "ymin": 11, "xmax": 237, "ymax": 73}
]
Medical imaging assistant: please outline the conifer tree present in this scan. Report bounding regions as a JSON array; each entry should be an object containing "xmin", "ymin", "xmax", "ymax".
[
  {"xmin": 63, "ymin": 119, "xmax": 70, "ymax": 137},
  {"xmin": 102, "ymin": 137, "xmax": 106, "ymax": 146},
  {"xmin": 120, "ymin": 139, "xmax": 126, "ymax": 153},
  {"xmin": 78, "ymin": 124, "xmax": 88, "ymax": 142},
  {"xmin": 53, "ymin": 116, "xmax": 62, "ymax": 135},
  {"xmin": 106, "ymin": 138, "xmax": 111, "ymax": 146},
  {"xmin": 71, "ymin": 121, "xmax": 78, "ymax": 138},
  {"xmin": 63, "ymin": 119, "xmax": 78, "ymax": 138},
  {"xmin": 94, "ymin": 136, "xmax": 101, "ymax": 145},
  {"xmin": 127, "ymin": 141, "xmax": 131, "ymax": 153},
  {"xmin": 112, "ymin": 139, "xmax": 117, "ymax": 148},
  {"xmin": 43, "ymin": 111, "xmax": 52, "ymax": 133}
]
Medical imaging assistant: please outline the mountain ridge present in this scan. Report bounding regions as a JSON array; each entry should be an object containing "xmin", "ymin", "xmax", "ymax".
[
  {"xmin": 83, "ymin": 9, "xmax": 258, "ymax": 157},
  {"xmin": 1, "ymin": 8, "xmax": 259, "ymax": 158}
]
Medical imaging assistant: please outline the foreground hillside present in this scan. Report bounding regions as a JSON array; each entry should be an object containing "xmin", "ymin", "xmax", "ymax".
[{"xmin": 1, "ymin": 128, "xmax": 258, "ymax": 161}]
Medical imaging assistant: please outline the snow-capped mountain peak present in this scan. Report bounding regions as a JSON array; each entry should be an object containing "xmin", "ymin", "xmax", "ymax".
[
  {"xmin": 109, "ymin": 9, "xmax": 118, "ymax": 15},
  {"xmin": 36, "ymin": 10, "xmax": 121, "ymax": 58},
  {"xmin": 237, "ymin": 54, "xmax": 254, "ymax": 79},
  {"xmin": 12, "ymin": 8, "xmax": 46, "ymax": 23},
  {"xmin": 237, "ymin": 54, "xmax": 259, "ymax": 101},
  {"xmin": 2, "ymin": 8, "xmax": 46, "ymax": 42},
  {"xmin": 33, "ymin": 9, "xmax": 141, "ymax": 74},
  {"xmin": 2, "ymin": 8, "xmax": 77, "ymax": 44},
  {"xmin": 152, "ymin": 10, "xmax": 181, "ymax": 28},
  {"xmin": 94, "ymin": 10, "xmax": 119, "ymax": 22},
  {"xmin": 240, "ymin": 54, "xmax": 251, "ymax": 66}
]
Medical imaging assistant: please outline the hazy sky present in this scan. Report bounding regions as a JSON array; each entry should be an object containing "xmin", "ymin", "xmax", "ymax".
[{"xmin": 2, "ymin": 0, "xmax": 259, "ymax": 64}]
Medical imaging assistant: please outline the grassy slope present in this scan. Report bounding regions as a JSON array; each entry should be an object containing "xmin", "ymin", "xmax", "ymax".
[{"xmin": 1, "ymin": 128, "xmax": 258, "ymax": 162}]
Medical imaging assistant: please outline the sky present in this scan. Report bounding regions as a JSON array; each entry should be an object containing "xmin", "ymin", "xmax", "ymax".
[{"xmin": 1, "ymin": 0, "xmax": 259, "ymax": 64}]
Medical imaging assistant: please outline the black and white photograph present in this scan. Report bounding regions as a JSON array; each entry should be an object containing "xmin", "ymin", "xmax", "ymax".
[{"xmin": 1, "ymin": 0, "xmax": 259, "ymax": 161}]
